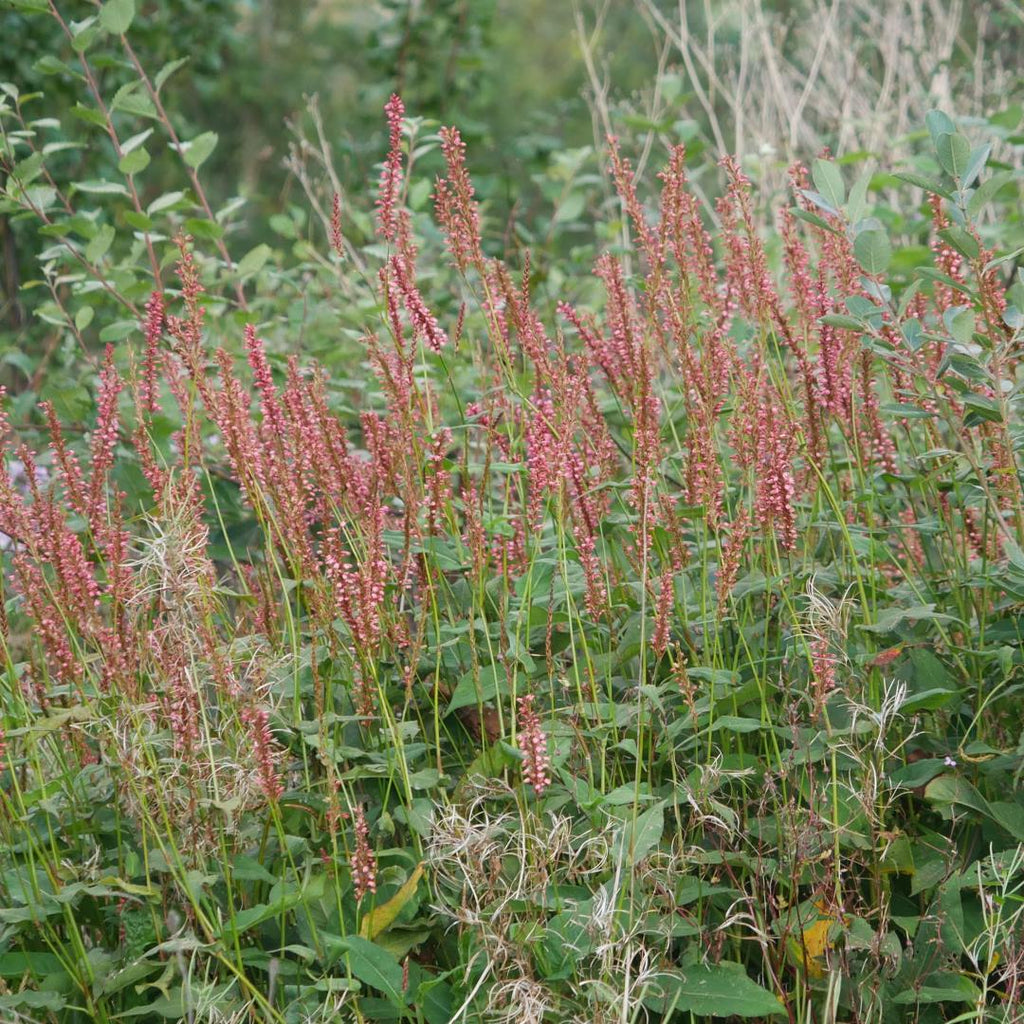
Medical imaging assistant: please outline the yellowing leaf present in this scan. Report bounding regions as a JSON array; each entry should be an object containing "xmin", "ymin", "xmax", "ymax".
[
  {"xmin": 359, "ymin": 863, "xmax": 424, "ymax": 940},
  {"xmin": 800, "ymin": 917, "xmax": 833, "ymax": 977}
]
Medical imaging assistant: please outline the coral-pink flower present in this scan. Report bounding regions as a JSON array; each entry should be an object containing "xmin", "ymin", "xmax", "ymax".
[
  {"xmin": 350, "ymin": 806, "xmax": 378, "ymax": 900},
  {"xmin": 376, "ymin": 94, "xmax": 405, "ymax": 243},
  {"xmin": 517, "ymin": 694, "xmax": 551, "ymax": 797}
]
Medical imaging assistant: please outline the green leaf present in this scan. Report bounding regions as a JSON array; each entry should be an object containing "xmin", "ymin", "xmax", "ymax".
[
  {"xmin": 33, "ymin": 55, "xmax": 70, "ymax": 76},
  {"xmin": 337, "ymin": 936, "xmax": 406, "ymax": 1005},
  {"xmin": 85, "ymin": 224, "xmax": 115, "ymax": 263},
  {"xmin": 820, "ymin": 313, "xmax": 865, "ymax": 331},
  {"xmin": 154, "ymin": 58, "xmax": 189, "ymax": 93},
  {"xmin": 74, "ymin": 180, "xmax": 129, "ymax": 196},
  {"xmin": 236, "ymin": 243, "xmax": 271, "ymax": 279},
  {"xmin": 925, "ymin": 109, "xmax": 956, "ymax": 146},
  {"xmin": 900, "ymin": 689, "xmax": 959, "ymax": 713},
  {"xmin": 925, "ymin": 775, "xmax": 993, "ymax": 819},
  {"xmin": 447, "ymin": 664, "xmax": 506, "ymax": 713},
  {"xmin": 70, "ymin": 103, "xmax": 109, "ymax": 129},
  {"xmin": 811, "ymin": 159, "xmax": 845, "ymax": 211},
  {"xmin": 962, "ymin": 392, "xmax": 1002, "ymax": 426},
  {"xmin": 613, "ymin": 801, "xmax": 665, "ymax": 863},
  {"xmin": 99, "ymin": 320, "xmax": 137, "ymax": 342},
  {"xmin": 845, "ymin": 168, "xmax": 871, "ymax": 224},
  {"xmin": 968, "ymin": 170, "xmax": 1014, "ymax": 215},
  {"xmin": 75, "ymin": 305, "xmax": 94, "ymax": 332},
  {"xmin": 894, "ymin": 171, "xmax": 953, "ymax": 199},
  {"xmin": 118, "ymin": 147, "xmax": 150, "ymax": 175},
  {"xmin": 944, "ymin": 306, "xmax": 975, "ymax": 344},
  {"xmin": 99, "ymin": 0, "xmax": 135, "ymax": 35},
  {"xmin": 121, "ymin": 128, "xmax": 153, "ymax": 155},
  {"xmin": 962, "ymin": 143, "xmax": 991, "ymax": 188},
  {"xmin": 854, "ymin": 229, "xmax": 891, "ymax": 275},
  {"xmin": 182, "ymin": 131, "xmax": 218, "ymax": 170},
  {"xmin": 0, "ymin": 951, "xmax": 64, "ymax": 977},
  {"xmin": 789, "ymin": 207, "xmax": 839, "ymax": 234},
  {"xmin": 938, "ymin": 226, "xmax": 979, "ymax": 260},
  {"xmin": 644, "ymin": 963, "xmax": 785, "ymax": 1017},
  {"xmin": 148, "ymin": 191, "xmax": 185, "ymax": 214},
  {"xmin": 554, "ymin": 192, "xmax": 585, "ymax": 223},
  {"xmin": 935, "ymin": 132, "xmax": 971, "ymax": 178}
]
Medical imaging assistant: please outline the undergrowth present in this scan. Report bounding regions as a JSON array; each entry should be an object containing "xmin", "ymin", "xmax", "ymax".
[{"xmin": 1, "ymin": 8, "xmax": 1024, "ymax": 1023}]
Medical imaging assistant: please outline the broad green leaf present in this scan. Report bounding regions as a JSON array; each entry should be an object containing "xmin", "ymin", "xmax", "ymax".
[
  {"xmin": 962, "ymin": 392, "xmax": 1002, "ymax": 426},
  {"xmin": 118, "ymin": 147, "xmax": 150, "ymax": 175},
  {"xmin": 925, "ymin": 775, "xmax": 993, "ymax": 820},
  {"xmin": 845, "ymin": 168, "xmax": 871, "ymax": 223},
  {"xmin": 99, "ymin": 320, "xmax": 137, "ymax": 342},
  {"xmin": 70, "ymin": 103, "xmax": 109, "ymax": 128},
  {"xmin": 891, "ymin": 971, "xmax": 979, "ymax": 1004},
  {"xmin": 33, "ymin": 55, "xmax": 69, "ymax": 76},
  {"xmin": 182, "ymin": 131, "xmax": 218, "ymax": 170},
  {"xmin": 236, "ymin": 243, "xmax": 271, "ymax": 279},
  {"xmin": 935, "ymin": 132, "xmax": 971, "ymax": 178},
  {"xmin": 962, "ymin": 143, "xmax": 991, "ymax": 188},
  {"xmin": 360, "ymin": 863, "xmax": 424, "ymax": 939},
  {"xmin": 811, "ymin": 159, "xmax": 845, "ymax": 211},
  {"xmin": 121, "ymin": 128, "xmax": 153, "ymax": 154},
  {"xmin": 854, "ymin": 229, "xmax": 891, "ymax": 275},
  {"xmin": 99, "ymin": 0, "xmax": 135, "ymax": 35},
  {"xmin": 643, "ymin": 963, "xmax": 785, "ymax": 1017},
  {"xmin": 899, "ymin": 689, "xmax": 959, "ymax": 713},
  {"xmin": 820, "ymin": 313, "xmax": 864, "ymax": 331},
  {"xmin": 789, "ymin": 207, "xmax": 839, "ymax": 233},
  {"xmin": 938, "ymin": 226, "xmax": 979, "ymax": 260},
  {"xmin": 925, "ymin": 109, "xmax": 956, "ymax": 146},
  {"xmin": 75, "ymin": 305, "xmax": 94, "ymax": 332},
  {"xmin": 148, "ymin": 190, "xmax": 185, "ymax": 214},
  {"xmin": 554, "ymin": 191, "xmax": 585, "ymax": 223},
  {"xmin": 71, "ymin": 18, "xmax": 101, "ymax": 52},
  {"xmin": 446, "ymin": 664, "xmax": 506, "ymax": 713},
  {"xmin": 710, "ymin": 715, "xmax": 764, "ymax": 733},
  {"xmin": 613, "ymin": 801, "xmax": 665, "ymax": 863},
  {"xmin": 0, "ymin": 951, "xmax": 64, "ymax": 977},
  {"xmin": 944, "ymin": 306, "xmax": 975, "ymax": 344},
  {"xmin": 85, "ymin": 224, "xmax": 115, "ymax": 263},
  {"xmin": 337, "ymin": 936, "xmax": 406, "ymax": 1005},
  {"xmin": 968, "ymin": 169, "xmax": 1014, "ymax": 215}
]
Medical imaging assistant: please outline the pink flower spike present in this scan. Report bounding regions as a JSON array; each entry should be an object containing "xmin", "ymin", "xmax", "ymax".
[
  {"xmin": 350, "ymin": 806, "xmax": 378, "ymax": 900},
  {"xmin": 517, "ymin": 694, "xmax": 551, "ymax": 797},
  {"xmin": 376, "ymin": 94, "xmax": 405, "ymax": 243}
]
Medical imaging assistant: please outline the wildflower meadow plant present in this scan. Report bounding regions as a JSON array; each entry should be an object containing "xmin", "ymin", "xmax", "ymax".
[{"xmin": 0, "ymin": 11, "xmax": 1023, "ymax": 1021}]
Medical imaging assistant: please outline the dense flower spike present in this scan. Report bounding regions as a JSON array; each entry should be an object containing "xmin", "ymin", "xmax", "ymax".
[
  {"xmin": 87, "ymin": 346, "xmax": 122, "ymax": 528},
  {"xmin": 140, "ymin": 290, "xmax": 164, "ymax": 415},
  {"xmin": 330, "ymin": 192, "xmax": 344, "ymax": 258},
  {"xmin": 376, "ymin": 94, "xmax": 405, "ymax": 243},
  {"xmin": 350, "ymin": 806, "xmax": 378, "ymax": 900},
  {"xmin": 434, "ymin": 125, "xmax": 484, "ymax": 274},
  {"xmin": 389, "ymin": 255, "xmax": 449, "ymax": 353},
  {"xmin": 517, "ymin": 694, "xmax": 551, "ymax": 797}
]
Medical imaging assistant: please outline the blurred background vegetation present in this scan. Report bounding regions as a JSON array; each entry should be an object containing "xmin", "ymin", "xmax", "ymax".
[{"xmin": 1, "ymin": 0, "xmax": 1022, "ymax": 364}]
